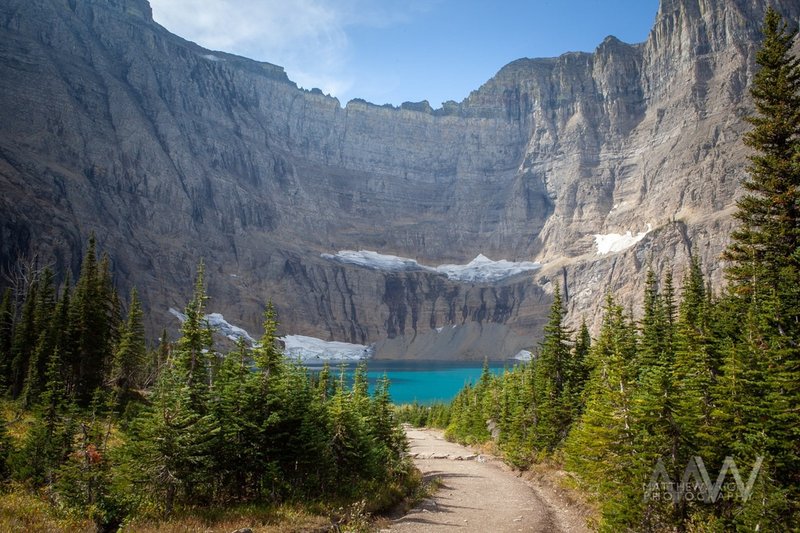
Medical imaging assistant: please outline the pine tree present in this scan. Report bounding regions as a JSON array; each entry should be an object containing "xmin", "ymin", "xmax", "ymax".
[
  {"xmin": 672, "ymin": 257, "xmax": 715, "ymax": 455},
  {"xmin": 0, "ymin": 288, "xmax": 15, "ymax": 392},
  {"xmin": 131, "ymin": 359, "xmax": 219, "ymax": 513},
  {"xmin": 719, "ymin": 8, "xmax": 800, "ymax": 521},
  {"xmin": 327, "ymin": 369, "xmax": 378, "ymax": 488},
  {"xmin": 565, "ymin": 296, "xmax": 642, "ymax": 530},
  {"xmin": 532, "ymin": 285, "xmax": 573, "ymax": 450},
  {"xmin": 315, "ymin": 362, "xmax": 334, "ymax": 401},
  {"xmin": 724, "ymin": 8, "xmax": 800, "ymax": 297},
  {"xmin": 667, "ymin": 257, "xmax": 717, "ymax": 525},
  {"xmin": 12, "ymin": 347, "xmax": 77, "ymax": 488},
  {"xmin": 146, "ymin": 328, "xmax": 171, "ymax": 388},
  {"xmin": 9, "ymin": 280, "xmax": 38, "ymax": 398},
  {"xmin": 208, "ymin": 338, "xmax": 259, "ymax": 500},
  {"xmin": 253, "ymin": 302, "xmax": 281, "ymax": 378},
  {"xmin": 567, "ymin": 319, "xmax": 591, "ymax": 417},
  {"xmin": 371, "ymin": 373, "xmax": 405, "ymax": 470},
  {"xmin": 110, "ymin": 288, "xmax": 147, "ymax": 409},
  {"xmin": 69, "ymin": 235, "xmax": 116, "ymax": 404},
  {"xmin": 21, "ymin": 268, "xmax": 57, "ymax": 406},
  {"xmin": 173, "ymin": 262, "xmax": 213, "ymax": 412}
]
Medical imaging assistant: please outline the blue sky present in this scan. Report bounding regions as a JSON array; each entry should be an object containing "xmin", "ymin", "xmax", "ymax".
[{"xmin": 149, "ymin": 0, "xmax": 660, "ymax": 108}]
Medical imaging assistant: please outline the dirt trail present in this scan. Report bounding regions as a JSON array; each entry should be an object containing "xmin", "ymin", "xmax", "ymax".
[{"xmin": 388, "ymin": 427, "xmax": 590, "ymax": 533}]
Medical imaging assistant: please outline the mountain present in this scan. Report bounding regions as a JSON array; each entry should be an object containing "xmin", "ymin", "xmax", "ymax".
[{"xmin": 1, "ymin": 0, "xmax": 798, "ymax": 358}]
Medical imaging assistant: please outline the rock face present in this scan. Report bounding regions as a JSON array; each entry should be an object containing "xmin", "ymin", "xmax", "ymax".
[{"xmin": 0, "ymin": 0, "xmax": 798, "ymax": 357}]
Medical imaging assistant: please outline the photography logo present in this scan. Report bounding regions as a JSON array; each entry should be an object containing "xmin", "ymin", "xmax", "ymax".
[{"xmin": 644, "ymin": 456, "xmax": 764, "ymax": 503}]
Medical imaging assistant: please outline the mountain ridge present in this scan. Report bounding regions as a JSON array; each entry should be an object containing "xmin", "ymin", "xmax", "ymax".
[{"xmin": 1, "ymin": 0, "xmax": 798, "ymax": 358}]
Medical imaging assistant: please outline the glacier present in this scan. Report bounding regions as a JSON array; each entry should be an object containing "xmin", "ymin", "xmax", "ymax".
[
  {"xmin": 513, "ymin": 349, "xmax": 534, "ymax": 361},
  {"xmin": 168, "ymin": 308, "xmax": 256, "ymax": 344},
  {"xmin": 320, "ymin": 250, "xmax": 426, "ymax": 272},
  {"xmin": 282, "ymin": 335, "xmax": 374, "ymax": 362},
  {"xmin": 322, "ymin": 250, "xmax": 541, "ymax": 283},
  {"xmin": 436, "ymin": 254, "xmax": 541, "ymax": 283},
  {"xmin": 169, "ymin": 308, "xmax": 371, "ymax": 361}
]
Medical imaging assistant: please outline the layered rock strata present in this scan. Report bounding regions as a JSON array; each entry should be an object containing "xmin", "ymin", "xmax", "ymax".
[{"xmin": 1, "ymin": 0, "xmax": 797, "ymax": 357}]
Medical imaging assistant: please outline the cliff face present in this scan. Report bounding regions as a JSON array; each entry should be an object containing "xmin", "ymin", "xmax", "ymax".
[{"xmin": 0, "ymin": 0, "xmax": 797, "ymax": 356}]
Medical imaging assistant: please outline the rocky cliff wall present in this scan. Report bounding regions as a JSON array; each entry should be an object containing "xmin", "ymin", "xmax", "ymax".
[{"xmin": 1, "ymin": 0, "xmax": 798, "ymax": 355}]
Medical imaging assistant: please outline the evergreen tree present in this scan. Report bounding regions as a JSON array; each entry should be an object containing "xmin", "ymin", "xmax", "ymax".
[
  {"xmin": 719, "ymin": 8, "xmax": 800, "ymax": 521},
  {"xmin": 328, "ymin": 373, "xmax": 374, "ymax": 486},
  {"xmin": 567, "ymin": 319, "xmax": 591, "ymax": 417},
  {"xmin": 208, "ymin": 338, "xmax": 259, "ymax": 500},
  {"xmin": 371, "ymin": 373, "xmax": 405, "ymax": 470},
  {"xmin": 532, "ymin": 285, "xmax": 573, "ymax": 450},
  {"xmin": 253, "ymin": 302, "xmax": 281, "ymax": 378},
  {"xmin": 21, "ymin": 268, "xmax": 57, "ymax": 406},
  {"xmin": 9, "ymin": 280, "xmax": 38, "ymax": 398},
  {"xmin": 69, "ymin": 235, "xmax": 116, "ymax": 404},
  {"xmin": 724, "ymin": 7, "xmax": 800, "ymax": 298},
  {"xmin": 131, "ymin": 359, "xmax": 219, "ymax": 513},
  {"xmin": 0, "ymin": 288, "xmax": 15, "ymax": 392},
  {"xmin": 172, "ymin": 262, "xmax": 213, "ymax": 412},
  {"xmin": 12, "ymin": 347, "xmax": 77, "ymax": 488},
  {"xmin": 52, "ymin": 273, "xmax": 72, "ymax": 367},
  {"xmin": 672, "ymin": 257, "xmax": 715, "ymax": 456},
  {"xmin": 110, "ymin": 288, "xmax": 147, "ymax": 408},
  {"xmin": 565, "ymin": 296, "xmax": 642, "ymax": 531}
]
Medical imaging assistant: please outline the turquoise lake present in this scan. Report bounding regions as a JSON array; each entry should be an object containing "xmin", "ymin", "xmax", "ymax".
[{"xmin": 306, "ymin": 360, "xmax": 515, "ymax": 405}]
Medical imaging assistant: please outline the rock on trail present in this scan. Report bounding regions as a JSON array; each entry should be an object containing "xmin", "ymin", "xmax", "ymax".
[{"xmin": 390, "ymin": 427, "xmax": 589, "ymax": 532}]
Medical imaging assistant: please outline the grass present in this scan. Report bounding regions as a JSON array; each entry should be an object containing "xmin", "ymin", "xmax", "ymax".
[
  {"xmin": 1, "ymin": 401, "xmax": 35, "ymax": 445},
  {"xmin": 118, "ymin": 503, "xmax": 331, "ymax": 533},
  {"xmin": 0, "ymin": 485, "xmax": 95, "ymax": 533}
]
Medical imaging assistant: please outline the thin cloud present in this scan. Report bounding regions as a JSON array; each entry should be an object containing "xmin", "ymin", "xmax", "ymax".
[{"xmin": 149, "ymin": 0, "xmax": 435, "ymax": 101}]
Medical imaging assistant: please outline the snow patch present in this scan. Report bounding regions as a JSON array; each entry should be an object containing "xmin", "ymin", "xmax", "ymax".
[
  {"xmin": 436, "ymin": 254, "xmax": 541, "ymax": 283},
  {"xmin": 169, "ymin": 307, "xmax": 187, "ymax": 322},
  {"xmin": 322, "ymin": 250, "xmax": 540, "ymax": 283},
  {"xmin": 321, "ymin": 250, "xmax": 425, "ymax": 272},
  {"xmin": 201, "ymin": 54, "xmax": 224, "ymax": 62},
  {"xmin": 513, "ymin": 350, "xmax": 533, "ymax": 361},
  {"xmin": 593, "ymin": 224, "xmax": 652, "ymax": 255},
  {"xmin": 169, "ymin": 308, "xmax": 255, "ymax": 344},
  {"xmin": 206, "ymin": 313, "xmax": 256, "ymax": 344},
  {"xmin": 282, "ymin": 335, "xmax": 373, "ymax": 362}
]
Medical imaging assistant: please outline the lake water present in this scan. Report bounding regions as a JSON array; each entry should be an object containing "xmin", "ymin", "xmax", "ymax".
[{"xmin": 305, "ymin": 360, "xmax": 514, "ymax": 405}]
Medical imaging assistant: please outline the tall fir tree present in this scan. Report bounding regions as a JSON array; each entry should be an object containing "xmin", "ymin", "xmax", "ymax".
[
  {"xmin": 69, "ymin": 235, "xmax": 116, "ymax": 404},
  {"xmin": 532, "ymin": 284, "xmax": 573, "ymax": 450},
  {"xmin": 110, "ymin": 288, "xmax": 147, "ymax": 408},
  {"xmin": 565, "ymin": 296, "xmax": 642, "ymax": 531},
  {"xmin": 9, "ymin": 280, "xmax": 38, "ymax": 398},
  {"xmin": 12, "ymin": 347, "xmax": 77, "ymax": 488},
  {"xmin": 173, "ymin": 262, "xmax": 213, "ymax": 412},
  {"xmin": 21, "ymin": 268, "xmax": 57, "ymax": 406},
  {"xmin": 718, "ymin": 8, "xmax": 800, "ymax": 523},
  {"xmin": 724, "ymin": 8, "xmax": 800, "ymax": 298},
  {"xmin": 672, "ymin": 257, "xmax": 715, "ymax": 453},
  {"xmin": 567, "ymin": 318, "xmax": 591, "ymax": 417},
  {"xmin": 0, "ymin": 288, "xmax": 14, "ymax": 392}
]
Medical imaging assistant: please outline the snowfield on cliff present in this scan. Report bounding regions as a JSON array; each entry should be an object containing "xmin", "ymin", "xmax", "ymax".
[
  {"xmin": 170, "ymin": 308, "xmax": 373, "ymax": 361},
  {"xmin": 593, "ymin": 224, "xmax": 652, "ymax": 255},
  {"xmin": 282, "ymin": 335, "xmax": 374, "ymax": 362},
  {"xmin": 169, "ymin": 308, "xmax": 256, "ymax": 344},
  {"xmin": 322, "ymin": 250, "xmax": 541, "ymax": 282}
]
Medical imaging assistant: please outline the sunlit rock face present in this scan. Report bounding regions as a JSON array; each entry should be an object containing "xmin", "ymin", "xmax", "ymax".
[{"xmin": 1, "ymin": 0, "xmax": 798, "ymax": 357}]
